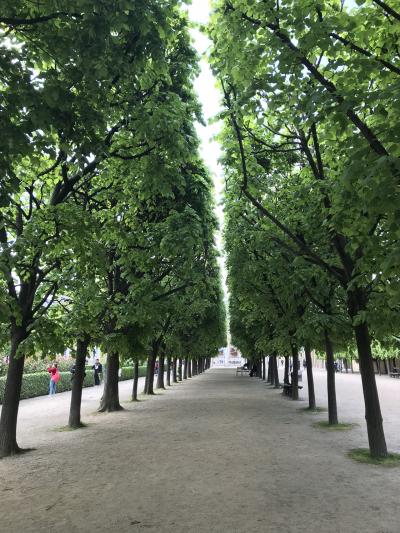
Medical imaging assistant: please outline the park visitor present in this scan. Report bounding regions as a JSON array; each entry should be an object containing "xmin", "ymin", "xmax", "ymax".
[
  {"xmin": 92, "ymin": 359, "xmax": 103, "ymax": 385},
  {"xmin": 47, "ymin": 363, "xmax": 60, "ymax": 395}
]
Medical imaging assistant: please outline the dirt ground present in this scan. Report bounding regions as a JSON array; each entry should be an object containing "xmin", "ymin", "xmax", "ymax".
[{"xmin": 0, "ymin": 368, "xmax": 399, "ymax": 533}]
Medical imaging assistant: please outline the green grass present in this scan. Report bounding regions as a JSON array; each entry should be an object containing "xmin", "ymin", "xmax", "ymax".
[
  {"xmin": 312, "ymin": 421, "xmax": 356, "ymax": 430},
  {"xmin": 348, "ymin": 448, "xmax": 400, "ymax": 467},
  {"xmin": 297, "ymin": 406, "xmax": 327, "ymax": 414}
]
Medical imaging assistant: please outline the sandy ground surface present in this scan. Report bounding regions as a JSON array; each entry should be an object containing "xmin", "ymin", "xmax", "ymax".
[{"xmin": 0, "ymin": 368, "xmax": 399, "ymax": 533}]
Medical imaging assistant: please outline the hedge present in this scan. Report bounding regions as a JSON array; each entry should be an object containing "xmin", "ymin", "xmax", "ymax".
[{"xmin": 0, "ymin": 365, "xmax": 148, "ymax": 404}]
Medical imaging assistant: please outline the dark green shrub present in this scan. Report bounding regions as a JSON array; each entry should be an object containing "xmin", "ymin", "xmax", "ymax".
[
  {"xmin": 0, "ymin": 365, "xmax": 147, "ymax": 403},
  {"xmin": 0, "ymin": 371, "xmax": 95, "ymax": 404},
  {"xmin": 119, "ymin": 366, "xmax": 147, "ymax": 380}
]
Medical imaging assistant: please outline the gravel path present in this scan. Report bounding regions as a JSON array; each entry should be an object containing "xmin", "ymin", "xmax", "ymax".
[{"xmin": 0, "ymin": 368, "xmax": 399, "ymax": 533}]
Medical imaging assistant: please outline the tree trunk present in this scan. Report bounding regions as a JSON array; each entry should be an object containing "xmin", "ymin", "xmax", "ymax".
[
  {"xmin": 346, "ymin": 290, "xmax": 387, "ymax": 457},
  {"xmin": 273, "ymin": 355, "xmax": 280, "ymax": 388},
  {"xmin": 178, "ymin": 358, "xmax": 183, "ymax": 381},
  {"xmin": 172, "ymin": 357, "xmax": 178, "ymax": 383},
  {"xmin": 192, "ymin": 359, "xmax": 198, "ymax": 376},
  {"xmin": 188, "ymin": 358, "xmax": 192, "ymax": 378},
  {"xmin": 354, "ymin": 321, "xmax": 388, "ymax": 458},
  {"xmin": 157, "ymin": 355, "xmax": 165, "ymax": 389},
  {"xmin": 262, "ymin": 357, "xmax": 266, "ymax": 380},
  {"xmin": 290, "ymin": 345, "xmax": 299, "ymax": 400},
  {"xmin": 132, "ymin": 361, "xmax": 139, "ymax": 401},
  {"xmin": 267, "ymin": 356, "xmax": 273, "ymax": 383},
  {"xmin": 284, "ymin": 356, "xmax": 290, "ymax": 384},
  {"xmin": 68, "ymin": 335, "xmax": 90, "ymax": 428},
  {"xmin": 0, "ymin": 326, "xmax": 27, "ymax": 458},
  {"xmin": 184, "ymin": 357, "xmax": 188, "ymax": 379},
  {"xmin": 98, "ymin": 353, "xmax": 122, "ymax": 412},
  {"xmin": 304, "ymin": 344, "xmax": 316, "ymax": 410},
  {"xmin": 144, "ymin": 354, "xmax": 156, "ymax": 395},
  {"xmin": 324, "ymin": 329, "xmax": 338, "ymax": 425},
  {"xmin": 383, "ymin": 359, "xmax": 388, "ymax": 375},
  {"xmin": 166, "ymin": 357, "xmax": 171, "ymax": 386}
]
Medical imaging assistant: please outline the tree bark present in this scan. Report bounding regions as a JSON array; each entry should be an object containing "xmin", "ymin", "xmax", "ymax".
[
  {"xmin": 68, "ymin": 335, "xmax": 90, "ymax": 428},
  {"xmin": 132, "ymin": 361, "xmax": 139, "ymax": 401},
  {"xmin": 284, "ymin": 355, "xmax": 290, "ymax": 384},
  {"xmin": 273, "ymin": 355, "xmax": 280, "ymax": 388},
  {"xmin": 184, "ymin": 357, "xmax": 189, "ymax": 379},
  {"xmin": 304, "ymin": 344, "xmax": 316, "ymax": 410},
  {"xmin": 324, "ymin": 329, "xmax": 338, "ymax": 424},
  {"xmin": 172, "ymin": 357, "xmax": 178, "ymax": 383},
  {"xmin": 262, "ymin": 357, "xmax": 266, "ymax": 380},
  {"xmin": 188, "ymin": 358, "xmax": 192, "ymax": 378},
  {"xmin": 98, "ymin": 352, "xmax": 122, "ymax": 412},
  {"xmin": 143, "ymin": 353, "xmax": 156, "ymax": 395},
  {"xmin": 178, "ymin": 358, "xmax": 183, "ymax": 381},
  {"xmin": 267, "ymin": 356, "xmax": 273, "ymax": 383},
  {"xmin": 354, "ymin": 320, "xmax": 388, "ymax": 457},
  {"xmin": 166, "ymin": 357, "xmax": 171, "ymax": 387},
  {"xmin": 157, "ymin": 355, "xmax": 165, "ymax": 389},
  {"xmin": 291, "ymin": 345, "xmax": 299, "ymax": 400},
  {"xmin": 192, "ymin": 359, "xmax": 198, "ymax": 376},
  {"xmin": 0, "ymin": 326, "xmax": 27, "ymax": 458}
]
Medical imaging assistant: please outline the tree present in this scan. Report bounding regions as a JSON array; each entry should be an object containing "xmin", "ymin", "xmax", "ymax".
[{"xmin": 209, "ymin": 0, "xmax": 400, "ymax": 457}]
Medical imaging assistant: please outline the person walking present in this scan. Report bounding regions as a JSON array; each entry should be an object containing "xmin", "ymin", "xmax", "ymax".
[
  {"xmin": 92, "ymin": 359, "xmax": 103, "ymax": 386},
  {"xmin": 47, "ymin": 363, "xmax": 60, "ymax": 395}
]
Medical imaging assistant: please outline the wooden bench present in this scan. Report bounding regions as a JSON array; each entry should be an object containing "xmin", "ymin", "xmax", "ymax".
[
  {"xmin": 236, "ymin": 367, "xmax": 250, "ymax": 376},
  {"xmin": 282, "ymin": 383, "xmax": 303, "ymax": 397},
  {"xmin": 390, "ymin": 371, "xmax": 400, "ymax": 378}
]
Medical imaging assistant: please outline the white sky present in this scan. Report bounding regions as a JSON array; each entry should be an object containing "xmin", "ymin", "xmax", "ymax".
[
  {"xmin": 185, "ymin": 0, "xmax": 230, "ymax": 313},
  {"xmin": 185, "ymin": 0, "xmax": 358, "ymax": 328},
  {"xmin": 186, "ymin": 1, "xmax": 224, "ymax": 229}
]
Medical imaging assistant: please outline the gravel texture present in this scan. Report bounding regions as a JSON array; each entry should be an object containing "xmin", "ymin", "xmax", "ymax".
[{"xmin": 0, "ymin": 368, "xmax": 399, "ymax": 533}]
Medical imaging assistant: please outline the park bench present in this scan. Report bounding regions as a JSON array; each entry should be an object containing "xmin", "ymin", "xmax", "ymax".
[
  {"xmin": 236, "ymin": 367, "xmax": 250, "ymax": 376},
  {"xmin": 390, "ymin": 368, "xmax": 400, "ymax": 378},
  {"xmin": 282, "ymin": 383, "xmax": 303, "ymax": 397}
]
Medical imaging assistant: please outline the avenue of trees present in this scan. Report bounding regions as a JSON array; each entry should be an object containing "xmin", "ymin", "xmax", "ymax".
[
  {"xmin": 0, "ymin": 0, "xmax": 226, "ymax": 458},
  {"xmin": 209, "ymin": 0, "xmax": 400, "ymax": 458}
]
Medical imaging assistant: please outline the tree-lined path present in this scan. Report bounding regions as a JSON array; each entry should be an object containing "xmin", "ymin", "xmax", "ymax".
[{"xmin": 1, "ymin": 369, "xmax": 399, "ymax": 533}]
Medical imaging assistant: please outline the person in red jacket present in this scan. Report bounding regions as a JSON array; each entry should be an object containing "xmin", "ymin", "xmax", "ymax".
[{"xmin": 47, "ymin": 363, "xmax": 60, "ymax": 395}]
